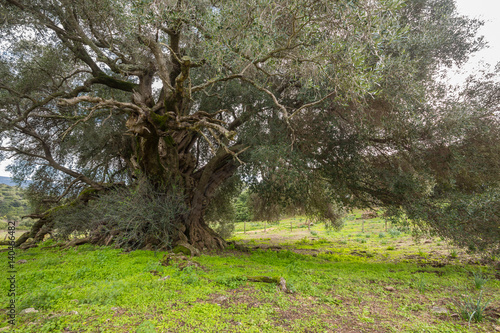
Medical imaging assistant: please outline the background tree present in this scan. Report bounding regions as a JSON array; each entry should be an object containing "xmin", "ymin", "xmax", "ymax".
[{"xmin": 0, "ymin": 0, "xmax": 498, "ymax": 252}]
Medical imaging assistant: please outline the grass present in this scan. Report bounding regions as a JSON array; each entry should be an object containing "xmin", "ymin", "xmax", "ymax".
[
  {"xmin": 1, "ymin": 210, "xmax": 499, "ymax": 332},
  {"xmin": 473, "ymin": 270, "xmax": 489, "ymax": 290},
  {"xmin": 454, "ymin": 290, "xmax": 491, "ymax": 324}
]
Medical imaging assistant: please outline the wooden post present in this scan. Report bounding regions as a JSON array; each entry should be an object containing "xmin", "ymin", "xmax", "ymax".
[{"xmin": 290, "ymin": 220, "xmax": 292, "ymax": 232}]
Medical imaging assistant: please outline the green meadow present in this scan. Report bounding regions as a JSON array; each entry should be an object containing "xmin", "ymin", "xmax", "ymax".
[{"xmin": 1, "ymin": 212, "xmax": 499, "ymax": 332}]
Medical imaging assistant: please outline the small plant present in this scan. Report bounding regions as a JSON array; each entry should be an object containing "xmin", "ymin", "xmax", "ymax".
[
  {"xmin": 215, "ymin": 276, "xmax": 248, "ymax": 289},
  {"xmin": 412, "ymin": 275, "xmax": 427, "ymax": 293},
  {"xmin": 472, "ymin": 271, "xmax": 488, "ymax": 290},
  {"xmin": 136, "ymin": 320, "xmax": 157, "ymax": 333},
  {"xmin": 417, "ymin": 250, "xmax": 428, "ymax": 258},
  {"xmin": 310, "ymin": 230, "xmax": 318, "ymax": 236},
  {"xmin": 365, "ymin": 234, "xmax": 371, "ymax": 238},
  {"xmin": 297, "ymin": 237, "xmax": 310, "ymax": 245},
  {"xmin": 453, "ymin": 290, "xmax": 491, "ymax": 323},
  {"xmin": 387, "ymin": 228, "xmax": 401, "ymax": 238},
  {"xmin": 450, "ymin": 249, "xmax": 458, "ymax": 258},
  {"xmin": 386, "ymin": 246, "xmax": 395, "ymax": 250},
  {"xmin": 179, "ymin": 265, "xmax": 199, "ymax": 285},
  {"xmin": 285, "ymin": 260, "xmax": 301, "ymax": 275},
  {"xmin": 286, "ymin": 281, "xmax": 297, "ymax": 294},
  {"xmin": 40, "ymin": 238, "xmax": 56, "ymax": 248},
  {"xmin": 378, "ymin": 232, "xmax": 386, "ymax": 238}
]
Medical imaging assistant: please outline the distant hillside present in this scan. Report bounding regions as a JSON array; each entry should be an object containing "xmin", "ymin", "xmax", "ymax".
[
  {"xmin": 0, "ymin": 176, "xmax": 16, "ymax": 187},
  {"xmin": 0, "ymin": 176, "xmax": 31, "ymax": 187},
  {"xmin": 0, "ymin": 183, "xmax": 31, "ymax": 222}
]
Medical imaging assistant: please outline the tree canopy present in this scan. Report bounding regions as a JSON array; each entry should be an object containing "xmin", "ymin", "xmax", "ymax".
[{"xmin": 0, "ymin": 0, "xmax": 498, "ymax": 253}]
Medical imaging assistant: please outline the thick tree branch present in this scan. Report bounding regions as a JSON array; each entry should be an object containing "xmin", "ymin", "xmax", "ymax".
[{"xmin": 58, "ymin": 96, "xmax": 145, "ymax": 114}]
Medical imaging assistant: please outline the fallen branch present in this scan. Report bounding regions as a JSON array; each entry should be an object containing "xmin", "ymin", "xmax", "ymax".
[
  {"xmin": 63, "ymin": 237, "xmax": 91, "ymax": 249},
  {"xmin": 247, "ymin": 276, "xmax": 289, "ymax": 293}
]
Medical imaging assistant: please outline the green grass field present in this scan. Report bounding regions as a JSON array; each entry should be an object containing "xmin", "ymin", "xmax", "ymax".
[{"xmin": 1, "ymin": 212, "xmax": 499, "ymax": 332}]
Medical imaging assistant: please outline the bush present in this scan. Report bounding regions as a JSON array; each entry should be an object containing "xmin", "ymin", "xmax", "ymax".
[
  {"xmin": 52, "ymin": 180, "xmax": 186, "ymax": 249},
  {"xmin": 388, "ymin": 228, "xmax": 401, "ymax": 237}
]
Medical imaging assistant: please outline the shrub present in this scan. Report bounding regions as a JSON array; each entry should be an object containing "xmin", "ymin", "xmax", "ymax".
[
  {"xmin": 52, "ymin": 180, "xmax": 186, "ymax": 249},
  {"xmin": 388, "ymin": 228, "xmax": 401, "ymax": 237}
]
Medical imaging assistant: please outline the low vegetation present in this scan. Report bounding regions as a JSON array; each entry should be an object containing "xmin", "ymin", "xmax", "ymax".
[
  {"xmin": 0, "ymin": 184, "xmax": 31, "ymax": 230},
  {"xmin": 1, "ymin": 212, "xmax": 499, "ymax": 332}
]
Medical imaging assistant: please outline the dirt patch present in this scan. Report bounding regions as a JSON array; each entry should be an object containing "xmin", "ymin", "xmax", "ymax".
[
  {"xmin": 234, "ymin": 227, "xmax": 280, "ymax": 235},
  {"xmin": 205, "ymin": 287, "xmax": 265, "ymax": 309},
  {"xmin": 412, "ymin": 270, "xmax": 445, "ymax": 277},
  {"xmin": 485, "ymin": 306, "xmax": 500, "ymax": 321},
  {"xmin": 291, "ymin": 248, "xmax": 320, "ymax": 256}
]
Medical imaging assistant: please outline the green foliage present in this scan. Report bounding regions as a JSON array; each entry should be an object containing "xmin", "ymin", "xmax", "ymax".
[
  {"xmin": 215, "ymin": 276, "xmax": 248, "ymax": 289},
  {"xmin": 400, "ymin": 188, "xmax": 500, "ymax": 255},
  {"xmin": 234, "ymin": 189, "xmax": 252, "ymax": 222},
  {"xmin": 176, "ymin": 265, "xmax": 200, "ymax": 285}
]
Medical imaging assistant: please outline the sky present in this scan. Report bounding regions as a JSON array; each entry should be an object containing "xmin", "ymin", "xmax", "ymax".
[
  {"xmin": 0, "ymin": 0, "xmax": 498, "ymax": 178},
  {"xmin": 447, "ymin": 0, "xmax": 500, "ymax": 82}
]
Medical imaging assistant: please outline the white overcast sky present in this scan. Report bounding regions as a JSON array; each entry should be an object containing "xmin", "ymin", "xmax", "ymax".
[
  {"xmin": 0, "ymin": 0, "xmax": 498, "ymax": 178},
  {"xmin": 447, "ymin": 0, "xmax": 500, "ymax": 82}
]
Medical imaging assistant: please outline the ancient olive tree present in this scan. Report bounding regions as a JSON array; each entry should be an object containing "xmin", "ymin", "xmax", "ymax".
[{"xmin": 0, "ymin": 0, "xmax": 498, "ymax": 252}]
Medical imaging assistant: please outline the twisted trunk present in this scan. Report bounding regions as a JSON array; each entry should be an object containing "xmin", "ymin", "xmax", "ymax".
[{"xmin": 128, "ymin": 118, "xmax": 240, "ymax": 250}]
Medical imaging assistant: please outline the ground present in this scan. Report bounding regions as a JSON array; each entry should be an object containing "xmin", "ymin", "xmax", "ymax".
[{"xmin": 0, "ymin": 210, "xmax": 499, "ymax": 332}]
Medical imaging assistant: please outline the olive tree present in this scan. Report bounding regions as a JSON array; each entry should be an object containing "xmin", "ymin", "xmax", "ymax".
[{"xmin": 1, "ymin": 0, "xmax": 498, "ymax": 252}]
